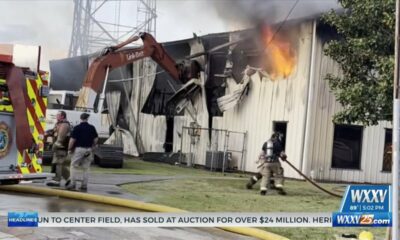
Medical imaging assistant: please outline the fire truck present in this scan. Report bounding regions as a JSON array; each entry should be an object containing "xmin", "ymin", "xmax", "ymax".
[{"xmin": 0, "ymin": 44, "xmax": 52, "ymax": 184}]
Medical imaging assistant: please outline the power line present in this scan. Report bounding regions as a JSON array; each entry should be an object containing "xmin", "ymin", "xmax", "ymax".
[{"xmin": 264, "ymin": 0, "xmax": 300, "ymax": 48}]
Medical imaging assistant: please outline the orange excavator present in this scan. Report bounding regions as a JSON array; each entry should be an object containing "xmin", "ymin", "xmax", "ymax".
[
  {"xmin": 53, "ymin": 32, "xmax": 202, "ymax": 161},
  {"xmin": 75, "ymin": 32, "xmax": 201, "ymax": 112}
]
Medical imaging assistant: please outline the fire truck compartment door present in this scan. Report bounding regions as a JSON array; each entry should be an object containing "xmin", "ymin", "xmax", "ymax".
[{"xmin": 0, "ymin": 114, "xmax": 19, "ymax": 171}]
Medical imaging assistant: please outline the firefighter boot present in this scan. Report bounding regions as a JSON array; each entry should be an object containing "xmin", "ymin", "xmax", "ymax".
[
  {"xmin": 260, "ymin": 190, "xmax": 267, "ymax": 196},
  {"xmin": 246, "ymin": 176, "xmax": 258, "ymax": 189},
  {"xmin": 277, "ymin": 187, "xmax": 286, "ymax": 195},
  {"xmin": 65, "ymin": 179, "xmax": 71, "ymax": 188},
  {"xmin": 46, "ymin": 180, "xmax": 60, "ymax": 187},
  {"xmin": 268, "ymin": 179, "xmax": 276, "ymax": 189},
  {"xmin": 65, "ymin": 179, "xmax": 76, "ymax": 191}
]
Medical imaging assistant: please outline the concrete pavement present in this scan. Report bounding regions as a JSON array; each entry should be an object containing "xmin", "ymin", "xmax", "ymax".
[
  {"xmin": 30, "ymin": 173, "xmax": 178, "ymax": 200},
  {"xmin": 0, "ymin": 174, "xmax": 258, "ymax": 240}
]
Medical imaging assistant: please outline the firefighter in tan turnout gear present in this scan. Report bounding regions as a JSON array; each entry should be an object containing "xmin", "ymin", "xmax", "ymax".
[
  {"xmin": 46, "ymin": 111, "xmax": 71, "ymax": 187},
  {"xmin": 258, "ymin": 132, "xmax": 287, "ymax": 195}
]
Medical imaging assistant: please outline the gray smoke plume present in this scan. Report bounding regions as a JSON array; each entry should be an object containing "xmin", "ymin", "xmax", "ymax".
[{"xmin": 212, "ymin": 0, "xmax": 341, "ymax": 28}]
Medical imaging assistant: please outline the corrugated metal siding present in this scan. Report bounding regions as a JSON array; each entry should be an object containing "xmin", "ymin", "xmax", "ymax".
[
  {"xmin": 171, "ymin": 40, "xmax": 211, "ymax": 166},
  {"xmin": 213, "ymin": 22, "xmax": 313, "ymax": 178},
  {"xmin": 173, "ymin": 72, "xmax": 210, "ymax": 166},
  {"xmin": 307, "ymin": 34, "xmax": 392, "ymax": 183},
  {"xmin": 129, "ymin": 59, "xmax": 167, "ymax": 153},
  {"xmin": 126, "ymin": 38, "xmax": 209, "ymax": 156}
]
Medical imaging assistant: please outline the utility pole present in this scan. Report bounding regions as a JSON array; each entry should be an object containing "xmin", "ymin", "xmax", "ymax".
[{"xmin": 393, "ymin": 0, "xmax": 400, "ymax": 238}]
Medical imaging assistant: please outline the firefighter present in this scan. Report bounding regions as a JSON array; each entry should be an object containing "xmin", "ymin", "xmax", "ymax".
[
  {"xmin": 46, "ymin": 111, "xmax": 71, "ymax": 187},
  {"xmin": 258, "ymin": 132, "xmax": 287, "ymax": 195},
  {"xmin": 246, "ymin": 139, "xmax": 285, "ymax": 190}
]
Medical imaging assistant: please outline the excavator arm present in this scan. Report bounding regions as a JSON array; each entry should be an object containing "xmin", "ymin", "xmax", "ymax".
[{"xmin": 76, "ymin": 32, "xmax": 199, "ymax": 110}]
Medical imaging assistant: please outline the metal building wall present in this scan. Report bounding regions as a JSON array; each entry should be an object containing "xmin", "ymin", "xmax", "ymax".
[
  {"xmin": 173, "ymin": 72, "xmax": 210, "ymax": 166},
  {"xmin": 306, "ymin": 29, "xmax": 392, "ymax": 184},
  {"xmin": 129, "ymin": 59, "xmax": 167, "ymax": 153},
  {"xmin": 126, "ymin": 37, "xmax": 206, "ymax": 156},
  {"xmin": 213, "ymin": 22, "xmax": 314, "ymax": 179},
  {"xmin": 171, "ymin": 38, "xmax": 210, "ymax": 166}
]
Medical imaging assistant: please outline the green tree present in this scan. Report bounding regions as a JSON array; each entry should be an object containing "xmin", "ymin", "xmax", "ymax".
[{"xmin": 323, "ymin": 0, "xmax": 395, "ymax": 125}]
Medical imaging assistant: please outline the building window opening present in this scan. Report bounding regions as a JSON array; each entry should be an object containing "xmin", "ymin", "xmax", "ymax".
[
  {"xmin": 273, "ymin": 121, "xmax": 287, "ymax": 151},
  {"xmin": 331, "ymin": 124, "xmax": 363, "ymax": 169},
  {"xmin": 382, "ymin": 128, "xmax": 392, "ymax": 172}
]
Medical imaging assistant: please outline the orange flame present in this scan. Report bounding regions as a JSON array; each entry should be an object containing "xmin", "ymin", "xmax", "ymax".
[{"xmin": 262, "ymin": 26, "xmax": 296, "ymax": 80}]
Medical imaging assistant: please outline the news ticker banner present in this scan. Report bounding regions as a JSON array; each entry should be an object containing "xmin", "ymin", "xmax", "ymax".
[
  {"xmin": 8, "ymin": 212, "xmax": 332, "ymax": 227},
  {"xmin": 6, "ymin": 185, "xmax": 392, "ymax": 228}
]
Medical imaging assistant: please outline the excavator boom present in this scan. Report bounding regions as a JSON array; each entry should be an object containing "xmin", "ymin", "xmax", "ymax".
[{"xmin": 76, "ymin": 32, "xmax": 196, "ymax": 110}]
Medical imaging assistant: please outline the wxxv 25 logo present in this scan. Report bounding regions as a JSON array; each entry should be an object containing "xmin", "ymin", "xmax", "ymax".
[{"xmin": 332, "ymin": 185, "xmax": 392, "ymax": 227}]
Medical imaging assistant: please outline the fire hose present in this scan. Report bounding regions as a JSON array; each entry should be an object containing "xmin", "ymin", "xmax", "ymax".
[{"xmin": 282, "ymin": 158, "xmax": 343, "ymax": 198}]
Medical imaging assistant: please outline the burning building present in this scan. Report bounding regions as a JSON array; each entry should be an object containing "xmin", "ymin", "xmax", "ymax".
[
  {"xmin": 49, "ymin": 17, "xmax": 392, "ymax": 184},
  {"xmin": 134, "ymin": 19, "xmax": 392, "ymax": 184}
]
